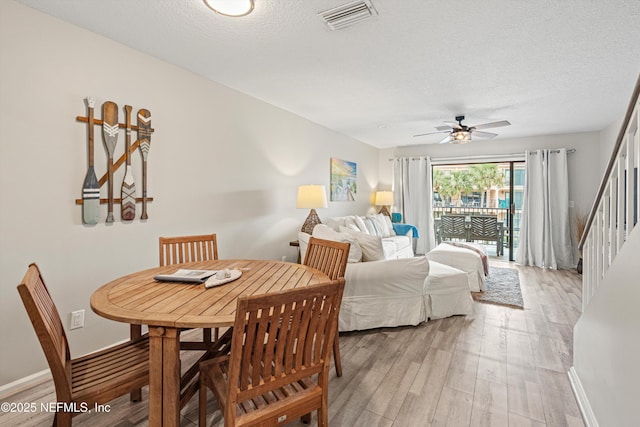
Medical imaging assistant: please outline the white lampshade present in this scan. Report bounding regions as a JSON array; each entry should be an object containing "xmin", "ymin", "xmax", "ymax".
[
  {"xmin": 374, "ymin": 191, "xmax": 394, "ymax": 206},
  {"xmin": 203, "ymin": 0, "xmax": 254, "ymax": 17},
  {"xmin": 297, "ymin": 185, "xmax": 328, "ymax": 209}
]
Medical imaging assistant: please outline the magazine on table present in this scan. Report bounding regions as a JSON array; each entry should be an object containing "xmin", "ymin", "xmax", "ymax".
[{"xmin": 154, "ymin": 269, "xmax": 216, "ymax": 284}]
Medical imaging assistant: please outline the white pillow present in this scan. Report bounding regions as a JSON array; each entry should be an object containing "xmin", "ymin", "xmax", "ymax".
[
  {"xmin": 344, "ymin": 216, "xmax": 362, "ymax": 232},
  {"xmin": 383, "ymin": 215, "xmax": 396, "ymax": 236},
  {"xmin": 323, "ymin": 217, "xmax": 344, "ymax": 232},
  {"xmin": 368, "ymin": 214, "xmax": 390, "ymax": 237},
  {"xmin": 340, "ymin": 227, "xmax": 385, "ymax": 262},
  {"xmin": 298, "ymin": 232, "xmax": 311, "ymax": 262},
  {"xmin": 342, "ymin": 221, "xmax": 360, "ymax": 232},
  {"xmin": 361, "ymin": 217, "xmax": 378, "ymax": 235},
  {"xmin": 312, "ymin": 224, "xmax": 363, "ymax": 263},
  {"xmin": 352, "ymin": 216, "xmax": 369, "ymax": 233}
]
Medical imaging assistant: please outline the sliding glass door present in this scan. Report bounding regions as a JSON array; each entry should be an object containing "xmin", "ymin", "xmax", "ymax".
[{"xmin": 432, "ymin": 161, "xmax": 525, "ymax": 261}]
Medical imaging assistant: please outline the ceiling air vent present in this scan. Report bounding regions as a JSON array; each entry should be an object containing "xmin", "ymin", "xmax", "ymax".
[{"xmin": 318, "ymin": 0, "xmax": 378, "ymax": 30}]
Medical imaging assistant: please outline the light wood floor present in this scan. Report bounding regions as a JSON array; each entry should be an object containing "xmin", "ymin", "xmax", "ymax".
[{"xmin": 0, "ymin": 260, "xmax": 585, "ymax": 426}]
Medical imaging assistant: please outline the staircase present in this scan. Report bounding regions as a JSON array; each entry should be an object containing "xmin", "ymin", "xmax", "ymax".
[{"xmin": 570, "ymin": 75, "xmax": 640, "ymax": 427}]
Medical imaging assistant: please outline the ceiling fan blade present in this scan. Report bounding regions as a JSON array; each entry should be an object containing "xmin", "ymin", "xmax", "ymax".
[
  {"xmin": 413, "ymin": 130, "xmax": 450, "ymax": 137},
  {"xmin": 473, "ymin": 130, "xmax": 498, "ymax": 139},
  {"xmin": 473, "ymin": 120, "xmax": 511, "ymax": 130},
  {"xmin": 438, "ymin": 134, "xmax": 452, "ymax": 144},
  {"xmin": 444, "ymin": 121, "xmax": 462, "ymax": 130},
  {"xmin": 435, "ymin": 125, "xmax": 454, "ymax": 131}
]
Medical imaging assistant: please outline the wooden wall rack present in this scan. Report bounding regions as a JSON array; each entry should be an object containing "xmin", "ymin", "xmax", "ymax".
[{"xmin": 76, "ymin": 97, "xmax": 155, "ymax": 224}]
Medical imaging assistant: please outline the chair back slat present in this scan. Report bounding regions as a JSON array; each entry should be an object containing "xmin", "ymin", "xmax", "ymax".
[
  {"xmin": 441, "ymin": 214, "xmax": 467, "ymax": 238},
  {"xmin": 159, "ymin": 233, "xmax": 218, "ymax": 266},
  {"xmin": 227, "ymin": 280, "xmax": 344, "ymax": 403},
  {"xmin": 17, "ymin": 263, "xmax": 72, "ymax": 400},
  {"xmin": 310, "ymin": 293, "xmax": 333, "ymax": 364},
  {"xmin": 303, "ymin": 237, "xmax": 350, "ymax": 280},
  {"xmin": 470, "ymin": 215, "xmax": 498, "ymax": 239}
]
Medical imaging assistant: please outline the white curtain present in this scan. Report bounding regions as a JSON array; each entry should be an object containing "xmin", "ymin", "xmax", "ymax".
[
  {"xmin": 516, "ymin": 149, "xmax": 575, "ymax": 269},
  {"xmin": 393, "ymin": 157, "xmax": 436, "ymax": 255}
]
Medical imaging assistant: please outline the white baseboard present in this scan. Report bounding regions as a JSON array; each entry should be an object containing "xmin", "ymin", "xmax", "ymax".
[
  {"xmin": 0, "ymin": 338, "xmax": 138, "ymax": 399},
  {"xmin": 568, "ymin": 367, "xmax": 599, "ymax": 427},
  {"xmin": 0, "ymin": 369, "xmax": 51, "ymax": 400},
  {"xmin": 0, "ymin": 337, "xmax": 133, "ymax": 400}
]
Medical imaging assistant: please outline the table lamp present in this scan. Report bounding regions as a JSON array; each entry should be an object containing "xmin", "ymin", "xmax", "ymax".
[
  {"xmin": 297, "ymin": 185, "xmax": 328, "ymax": 234},
  {"xmin": 375, "ymin": 191, "xmax": 393, "ymax": 217}
]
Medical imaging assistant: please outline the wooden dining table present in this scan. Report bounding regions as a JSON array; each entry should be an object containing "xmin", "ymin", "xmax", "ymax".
[{"xmin": 90, "ymin": 259, "xmax": 330, "ymax": 427}]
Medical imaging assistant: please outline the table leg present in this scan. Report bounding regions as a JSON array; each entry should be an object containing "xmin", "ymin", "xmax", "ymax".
[{"xmin": 148, "ymin": 326, "xmax": 181, "ymax": 427}]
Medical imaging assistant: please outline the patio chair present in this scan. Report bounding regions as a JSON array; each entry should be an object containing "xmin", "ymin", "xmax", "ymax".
[
  {"xmin": 198, "ymin": 279, "xmax": 345, "ymax": 427},
  {"xmin": 439, "ymin": 214, "xmax": 468, "ymax": 243},
  {"xmin": 17, "ymin": 263, "xmax": 149, "ymax": 426},
  {"xmin": 303, "ymin": 237, "xmax": 350, "ymax": 377},
  {"xmin": 469, "ymin": 215, "xmax": 504, "ymax": 256}
]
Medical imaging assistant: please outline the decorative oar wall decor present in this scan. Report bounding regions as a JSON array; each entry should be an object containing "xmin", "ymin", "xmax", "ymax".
[
  {"xmin": 75, "ymin": 98, "xmax": 155, "ymax": 224},
  {"xmin": 121, "ymin": 105, "xmax": 136, "ymax": 221}
]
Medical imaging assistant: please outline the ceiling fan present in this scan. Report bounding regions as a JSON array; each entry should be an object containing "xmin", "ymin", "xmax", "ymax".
[{"xmin": 413, "ymin": 115, "xmax": 511, "ymax": 144}]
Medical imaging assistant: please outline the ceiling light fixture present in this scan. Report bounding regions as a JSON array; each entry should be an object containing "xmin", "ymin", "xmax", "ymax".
[
  {"xmin": 203, "ymin": 0, "xmax": 254, "ymax": 17},
  {"xmin": 451, "ymin": 130, "xmax": 471, "ymax": 143}
]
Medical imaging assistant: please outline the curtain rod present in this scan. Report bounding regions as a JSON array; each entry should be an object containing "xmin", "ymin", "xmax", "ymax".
[
  {"xmin": 388, "ymin": 148, "xmax": 576, "ymax": 162},
  {"xmin": 528, "ymin": 148, "xmax": 576, "ymax": 155}
]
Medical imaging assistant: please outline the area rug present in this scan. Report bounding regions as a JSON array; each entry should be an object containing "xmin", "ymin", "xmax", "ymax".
[{"xmin": 472, "ymin": 266, "xmax": 524, "ymax": 309}]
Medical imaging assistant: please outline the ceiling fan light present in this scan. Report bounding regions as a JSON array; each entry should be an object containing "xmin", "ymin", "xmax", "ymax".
[
  {"xmin": 203, "ymin": 0, "xmax": 254, "ymax": 17},
  {"xmin": 453, "ymin": 131, "xmax": 469, "ymax": 140}
]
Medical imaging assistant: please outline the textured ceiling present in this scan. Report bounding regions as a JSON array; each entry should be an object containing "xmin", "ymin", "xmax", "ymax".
[{"xmin": 14, "ymin": 0, "xmax": 640, "ymax": 148}]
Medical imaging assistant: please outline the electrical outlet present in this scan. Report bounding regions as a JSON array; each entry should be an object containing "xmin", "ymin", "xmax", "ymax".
[
  {"xmin": 70, "ymin": 309, "xmax": 85, "ymax": 330},
  {"xmin": 281, "ymin": 255, "xmax": 287, "ymax": 262}
]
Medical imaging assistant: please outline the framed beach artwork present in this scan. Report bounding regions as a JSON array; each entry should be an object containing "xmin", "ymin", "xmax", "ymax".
[{"xmin": 330, "ymin": 158, "xmax": 357, "ymax": 201}]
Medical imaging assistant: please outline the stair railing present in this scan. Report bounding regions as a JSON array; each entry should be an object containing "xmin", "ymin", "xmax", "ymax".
[{"xmin": 579, "ymin": 74, "xmax": 640, "ymax": 311}]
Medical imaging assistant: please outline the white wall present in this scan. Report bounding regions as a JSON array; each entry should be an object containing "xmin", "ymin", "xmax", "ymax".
[
  {"xmin": 0, "ymin": 1, "xmax": 379, "ymax": 386},
  {"xmin": 380, "ymin": 132, "xmax": 603, "ymax": 242},
  {"xmin": 570, "ymin": 87, "xmax": 640, "ymax": 427},
  {"xmin": 599, "ymin": 118, "xmax": 623, "ymax": 176},
  {"xmin": 572, "ymin": 227, "xmax": 640, "ymax": 427}
]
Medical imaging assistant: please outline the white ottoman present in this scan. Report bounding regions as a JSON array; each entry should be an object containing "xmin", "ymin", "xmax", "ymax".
[
  {"xmin": 426, "ymin": 243, "xmax": 487, "ymax": 292},
  {"xmin": 424, "ymin": 261, "xmax": 474, "ymax": 319}
]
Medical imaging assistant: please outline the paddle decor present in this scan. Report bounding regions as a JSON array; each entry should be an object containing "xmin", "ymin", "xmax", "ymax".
[
  {"xmin": 81, "ymin": 97, "xmax": 100, "ymax": 225},
  {"xmin": 121, "ymin": 105, "xmax": 136, "ymax": 221},
  {"xmin": 137, "ymin": 109, "xmax": 151, "ymax": 220},
  {"xmin": 102, "ymin": 101, "xmax": 119, "ymax": 223},
  {"xmin": 75, "ymin": 98, "xmax": 154, "ymax": 223}
]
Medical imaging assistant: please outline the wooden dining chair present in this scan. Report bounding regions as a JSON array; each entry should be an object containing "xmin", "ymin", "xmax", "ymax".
[
  {"xmin": 159, "ymin": 233, "xmax": 219, "ymax": 267},
  {"xmin": 17, "ymin": 263, "xmax": 149, "ymax": 427},
  {"xmin": 198, "ymin": 279, "xmax": 345, "ymax": 427},
  {"xmin": 303, "ymin": 237, "xmax": 350, "ymax": 377},
  {"xmin": 130, "ymin": 233, "xmax": 220, "ymax": 351}
]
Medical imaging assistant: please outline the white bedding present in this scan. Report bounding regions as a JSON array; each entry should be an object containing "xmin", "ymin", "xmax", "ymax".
[
  {"xmin": 424, "ymin": 261, "xmax": 474, "ymax": 319},
  {"xmin": 426, "ymin": 243, "xmax": 487, "ymax": 292},
  {"xmin": 339, "ymin": 256, "xmax": 429, "ymax": 331}
]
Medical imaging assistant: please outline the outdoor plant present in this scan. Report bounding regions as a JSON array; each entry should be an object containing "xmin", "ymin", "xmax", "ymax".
[{"xmin": 433, "ymin": 163, "xmax": 505, "ymax": 207}]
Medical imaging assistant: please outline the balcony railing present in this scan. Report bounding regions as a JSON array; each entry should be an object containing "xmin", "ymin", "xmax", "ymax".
[
  {"xmin": 432, "ymin": 206, "xmax": 521, "ymax": 251},
  {"xmin": 433, "ymin": 206, "xmax": 511, "ymax": 223}
]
